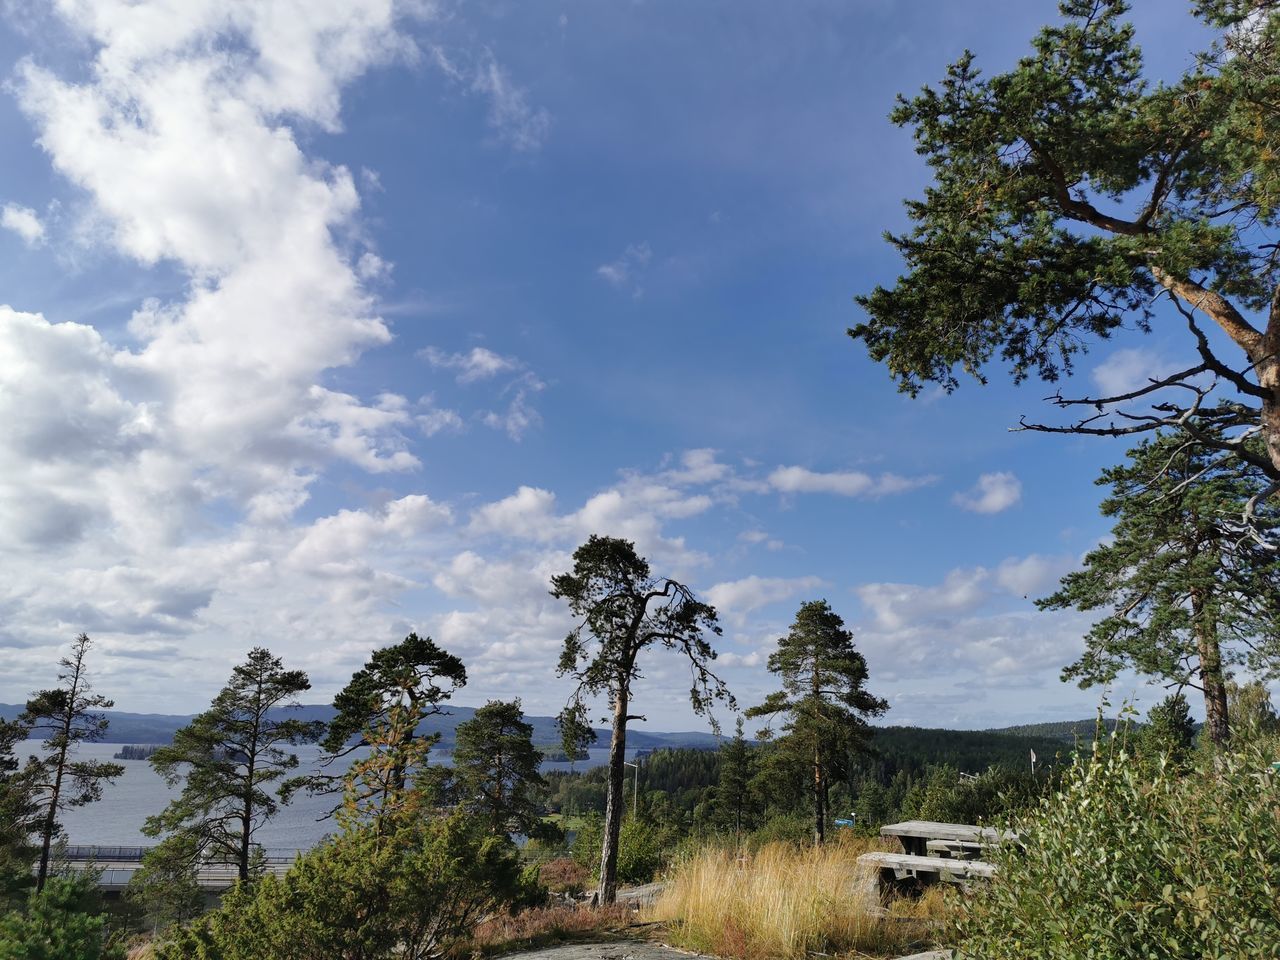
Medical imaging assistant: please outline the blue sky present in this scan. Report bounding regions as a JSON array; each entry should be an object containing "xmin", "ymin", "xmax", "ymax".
[{"xmin": 0, "ymin": 1, "xmax": 1227, "ymax": 730}]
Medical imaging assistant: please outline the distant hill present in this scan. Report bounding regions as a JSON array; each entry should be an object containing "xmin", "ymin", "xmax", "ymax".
[
  {"xmin": 859, "ymin": 725, "xmax": 1072, "ymax": 778},
  {"xmin": 0, "ymin": 702, "xmax": 723, "ymax": 751},
  {"xmin": 985, "ymin": 718, "xmax": 1130, "ymax": 742}
]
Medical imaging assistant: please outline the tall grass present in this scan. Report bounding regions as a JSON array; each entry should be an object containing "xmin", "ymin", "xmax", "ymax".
[{"xmin": 648, "ymin": 837, "xmax": 945, "ymax": 960}]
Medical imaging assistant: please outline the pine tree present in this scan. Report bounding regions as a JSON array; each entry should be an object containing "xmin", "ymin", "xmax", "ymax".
[
  {"xmin": 747, "ymin": 600, "xmax": 887, "ymax": 843},
  {"xmin": 22, "ymin": 634, "xmax": 124, "ymax": 891},
  {"xmin": 1040, "ymin": 430, "xmax": 1280, "ymax": 745},
  {"xmin": 1142, "ymin": 693, "xmax": 1198, "ymax": 762},
  {"xmin": 852, "ymin": 1, "xmax": 1280, "ymax": 529},
  {"xmin": 0, "ymin": 717, "xmax": 37, "ymax": 906},
  {"xmin": 551, "ymin": 534, "xmax": 732, "ymax": 904},
  {"xmin": 322, "ymin": 634, "xmax": 465, "ymax": 830},
  {"xmin": 144, "ymin": 647, "xmax": 322, "ymax": 882},
  {"xmin": 451, "ymin": 699, "xmax": 547, "ymax": 839},
  {"xmin": 716, "ymin": 717, "xmax": 754, "ymax": 840}
]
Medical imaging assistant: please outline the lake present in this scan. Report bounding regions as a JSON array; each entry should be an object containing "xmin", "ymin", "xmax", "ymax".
[{"xmin": 17, "ymin": 741, "xmax": 632, "ymax": 853}]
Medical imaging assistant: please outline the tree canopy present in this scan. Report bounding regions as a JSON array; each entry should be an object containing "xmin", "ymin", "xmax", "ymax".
[
  {"xmin": 145, "ymin": 647, "xmax": 322, "ymax": 882},
  {"xmin": 1039, "ymin": 428, "xmax": 1280, "ymax": 743},
  {"xmin": 853, "ymin": 0, "xmax": 1280, "ymax": 532}
]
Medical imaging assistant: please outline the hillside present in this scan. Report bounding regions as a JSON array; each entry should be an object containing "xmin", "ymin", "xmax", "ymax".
[
  {"xmin": 0, "ymin": 701, "xmax": 723, "ymax": 751},
  {"xmin": 986, "ymin": 718, "xmax": 1128, "ymax": 742}
]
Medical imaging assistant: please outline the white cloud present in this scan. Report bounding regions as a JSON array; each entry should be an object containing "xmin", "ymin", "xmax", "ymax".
[
  {"xmin": 420, "ymin": 346, "xmax": 521, "ymax": 384},
  {"xmin": 953, "ymin": 472, "xmax": 1022, "ymax": 514},
  {"xmin": 597, "ymin": 242, "xmax": 651, "ymax": 297},
  {"xmin": 705, "ymin": 575, "xmax": 825, "ymax": 626},
  {"xmin": 994, "ymin": 553, "xmax": 1075, "ymax": 598},
  {"xmin": 471, "ymin": 53, "xmax": 551, "ymax": 152},
  {"xmin": 768, "ymin": 465, "xmax": 936, "ymax": 498},
  {"xmin": 1092, "ymin": 347, "xmax": 1169, "ymax": 398},
  {"xmin": 856, "ymin": 567, "xmax": 990, "ymax": 632},
  {"xmin": 481, "ymin": 373, "xmax": 545, "ymax": 440},
  {"xmin": 1, "ymin": 203, "xmax": 46, "ymax": 246}
]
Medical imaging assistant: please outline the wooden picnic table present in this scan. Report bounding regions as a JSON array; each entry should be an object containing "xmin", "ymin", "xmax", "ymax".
[{"xmin": 879, "ymin": 820, "xmax": 1015, "ymax": 857}]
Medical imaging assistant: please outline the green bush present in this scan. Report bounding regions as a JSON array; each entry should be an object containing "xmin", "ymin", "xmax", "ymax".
[
  {"xmin": 157, "ymin": 813, "xmax": 524, "ymax": 960},
  {"xmin": 569, "ymin": 814, "xmax": 680, "ymax": 885},
  {"xmin": 954, "ymin": 738, "xmax": 1280, "ymax": 959},
  {"xmin": 0, "ymin": 874, "xmax": 125, "ymax": 960}
]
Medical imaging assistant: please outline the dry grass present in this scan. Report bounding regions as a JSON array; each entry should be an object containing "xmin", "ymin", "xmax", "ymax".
[
  {"xmin": 464, "ymin": 902, "xmax": 636, "ymax": 957},
  {"xmin": 647, "ymin": 837, "xmax": 947, "ymax": 960}
]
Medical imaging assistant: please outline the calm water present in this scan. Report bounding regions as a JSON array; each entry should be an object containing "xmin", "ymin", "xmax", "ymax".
[{"xmin": 18, "ymin": 742, "xmax": 630, "ymax": 853}]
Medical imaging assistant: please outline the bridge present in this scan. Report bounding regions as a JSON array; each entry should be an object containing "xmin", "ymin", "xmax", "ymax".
[{"xmin": 63, "ymin": 845, "xmax": 299, "ymax": 894}]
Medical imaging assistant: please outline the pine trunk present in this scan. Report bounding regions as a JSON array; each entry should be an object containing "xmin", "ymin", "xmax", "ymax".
[
  {"xmin": 813, "ymin": 742, "xmax": 825, "ymax": 845},
  {"xmin": 597, "ymin": 691, "xmax": 628, "ymax": 905},
  {"xmin": 1192, "ymin": 590, "xmax": 1231, "ymax": 746}
]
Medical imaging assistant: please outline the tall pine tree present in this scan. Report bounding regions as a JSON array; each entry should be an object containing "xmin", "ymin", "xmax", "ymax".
[
  {"xmin": 747, "ymin": 600, "xmax": 886, "ymax": 843},
  {"xmin": 23, "ymin": 634, "xmax": 124, "ymax": 891}
]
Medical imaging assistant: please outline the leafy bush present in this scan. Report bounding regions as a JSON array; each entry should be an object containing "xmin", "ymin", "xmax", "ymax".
[
  {"xmin": 0, "ymin": 874, "xmax": 125, "ymax": 960},
  {"xmin": 954, "ymin": 738, "xmax": 1280, "ymax": 959},
  {"xmin": 570, "ymin": 815, "xmax": 680, "ymax": 885},
  {"xmin": 156, "ymin": 814, "xmax": 524, "ymax": 960}
]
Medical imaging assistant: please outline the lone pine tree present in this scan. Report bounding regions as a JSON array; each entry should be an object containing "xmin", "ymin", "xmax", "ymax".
[
  {"xmin": 551, "ymin": 535, "xmax": 732, "ymax": 904},
  {"xmin": 145, "ymin": 647, "xmax": 323, "ymax": 882}
]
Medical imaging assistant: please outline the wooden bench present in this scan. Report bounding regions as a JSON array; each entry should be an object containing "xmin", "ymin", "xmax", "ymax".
[{"xmin": 858, "ymin": 851, "xmax": 996, "ymax": 890}]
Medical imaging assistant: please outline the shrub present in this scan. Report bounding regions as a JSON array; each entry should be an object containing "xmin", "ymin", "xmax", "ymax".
[
  {"xmin": 539, "ymin": 857, "xmax": 590, "ymax": 896},
  {"xmin": 954, "ymin": 738, "xmax": 1280, "ymax": 959},
  {"xmin": 570, "ymin": 815, "xmax": 678, "ymax": 885},
  {"xmin": 0, "ymin": 874, "xmax": 126, "ymax": 960},
  {"xmin": 156, "ymin": 814, "xmax": 524, "ymax": 960}
]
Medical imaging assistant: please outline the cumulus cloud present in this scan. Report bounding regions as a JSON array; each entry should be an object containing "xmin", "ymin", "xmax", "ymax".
[
  {"xmin": 1, "ymin": 203, "xmax": 46, "ymax": 246},
  {"xmin": 705, "ymin": 575, "xmax": 825, "ymax": 626},
  {"xmin": 768, "ymin": 465, "xmax": 936, "ymax": 498},
  {"xmin": 953, "ymin": 472, "xmax": 1022, "ymax": 514},
  {"xmin": 1092, "ymin": 347, "xmax": 1169, "ymax": 398}
]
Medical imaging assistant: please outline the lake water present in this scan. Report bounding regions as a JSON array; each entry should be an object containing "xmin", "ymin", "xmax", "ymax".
[{"xmin": 17, "ymin": 742, "xmax": 629, "ymax": 853}]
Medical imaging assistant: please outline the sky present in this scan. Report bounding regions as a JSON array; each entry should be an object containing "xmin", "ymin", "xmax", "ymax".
[{"xmin": 0, "ymin": 0, "xmax": 1236, "ymax": 732}]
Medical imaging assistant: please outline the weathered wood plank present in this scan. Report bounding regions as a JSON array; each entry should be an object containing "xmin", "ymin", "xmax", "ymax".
[{"xmin": 858, "ymin": 851, "xmax": 997, "ymax": 881}]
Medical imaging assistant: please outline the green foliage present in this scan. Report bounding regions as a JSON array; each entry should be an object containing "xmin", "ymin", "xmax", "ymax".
[
  {"xmin": 747, "ymin": 600, "xmax": 887, "ymax": 842},
  {"xmin": 22, "ymin": 634, "xmax": 124, "ymax": 891},
  {"xmin": 569, "ymin": 812, "xmax": 679, "ymax": 885},
  {"xmin": 156, "ymin": 814, "xmax": 524, "ymax": 960},
  {"xmin": 0, "ymin": 719, "xmax": 37, "ymax": 909},
  {"xmin": 145, "ymin": 647, "xmax": 322, "ymax": 882},
  {"xmin": 126, "ymin": 834, "xmax": 205, "ymax": 930},
  {"xmin": 320, "ymin": 634, "xmax": 465, "ymax": 828},
  {"xmin": 1039, "ymin": 430, "xmax": 1280, "ymax": 743},
  {"xmin": 715, "ymin": 717, "xmax": 757, "ymax": 836},
  {"xmin": 1227, "ymin": 678, "xmax": 1280, "ymax": 741},
  {"xmin": 954, "ymin": 736, "xmax": 1280, "ymax": 959},
  {"xmin": 451, "ymin": 699, "xmax": 549, "ymax": 839},
  {"xmin": 0, "ymin": 874, "xmax": 125, "ymax": 960},
  {"xmin": 1141, "ymin": 692, "xmax": 1198, "ymax": 762}
]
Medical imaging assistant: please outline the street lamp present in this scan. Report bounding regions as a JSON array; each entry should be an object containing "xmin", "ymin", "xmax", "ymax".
[{"xmin": 622, "ymin": 760, "xmax": 640, "ymax": 821}]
